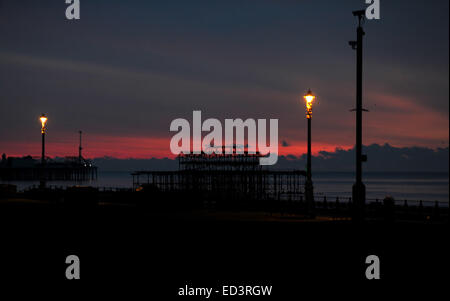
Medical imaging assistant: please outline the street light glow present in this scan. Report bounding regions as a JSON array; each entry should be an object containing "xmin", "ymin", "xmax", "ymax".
[
  {"xmin": 40, "ymin": 114, "xmax": 48, "ymax": 133},
  {"xmin": 303, "ymin": 89, "xmax": 316, "ymax": 119}
]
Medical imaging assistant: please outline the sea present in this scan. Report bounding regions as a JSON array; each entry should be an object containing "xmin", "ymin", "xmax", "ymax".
[{"xmin": 1, "ymin": 171, "xmax": 448, "ymax": 206}]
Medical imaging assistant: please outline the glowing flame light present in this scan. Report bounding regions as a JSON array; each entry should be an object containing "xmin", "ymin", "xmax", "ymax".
[
  {"xmin": 303, "ymin": 90, "xmax": 316, "ymax": 119},
  {"xmin": 40, "ymin": 114, "xmax": 48, "ymax": 133}
]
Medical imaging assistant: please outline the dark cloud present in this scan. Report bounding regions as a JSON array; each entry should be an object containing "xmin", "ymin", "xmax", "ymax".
[
  {"xmin": 274, "ymin": 144, "xmax": 449, "ymax": 172},
  {"xmin": 91, "ymin": 144, "xmax": 449, "ymax": 173},
  {"xmin": 281, "ymin": 140, "xmax": 290, "ymax": 147}
]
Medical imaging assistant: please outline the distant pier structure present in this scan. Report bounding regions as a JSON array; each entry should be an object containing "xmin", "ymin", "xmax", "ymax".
[
  {"xmin": 0, "ymin": 154, "xmax": 97, "ymax": 181},
  {"xmin": 132, "ymin": 151, "xmax": 306, "ymax": 203},
  {"xmin": 0, "ymin": 127, "xmax": 97, "ymax": 182}
]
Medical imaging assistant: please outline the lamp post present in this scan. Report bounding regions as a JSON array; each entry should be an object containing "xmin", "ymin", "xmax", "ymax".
[
  {"xmin": 39, "ymin": 114, "xmax": 48, "ymax": 188},
  {"xmin": 303, "ymin": 89, "xmax": 316, "ymax": 217},
  {"xmin": 40, "ymin": 114, "xmax": 48, "ymax": 165}
]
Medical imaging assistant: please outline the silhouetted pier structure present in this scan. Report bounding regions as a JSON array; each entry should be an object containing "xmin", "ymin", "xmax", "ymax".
[
  {"xmin": 132, "ymin": 152, "xmax": 306, "ymax": 203},
  {"xmin": 0, "ymin": 155, "xmax": 97, "ymax": 181}
]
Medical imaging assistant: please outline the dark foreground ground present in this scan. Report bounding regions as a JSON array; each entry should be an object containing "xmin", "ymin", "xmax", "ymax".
[{"xmin": 0, "ymin": 198, "xmax": 448, "ymax": 297}]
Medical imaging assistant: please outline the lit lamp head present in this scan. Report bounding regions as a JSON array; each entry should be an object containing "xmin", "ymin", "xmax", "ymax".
[
  {"xmin": 39, "ymin": 114, "xmax": 48, "ymax": 134},
  {"xmin": 303, "ymin": 89, "xmax": 316, "ymax": 119}
]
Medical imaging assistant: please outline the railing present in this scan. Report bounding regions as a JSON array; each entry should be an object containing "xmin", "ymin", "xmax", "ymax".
[
  {"xmin": 20, "ymin": 185, "xmax": 133, "ymax": 193},
  {"xmin": 311, "ymin": 194, "xmax": 448, "ymax": 208},
  {"xmin": 3, "ymin": 185, "xmax": 447, "ymax": 222},
  {"xmin": 18, "ymin": 185, "xmax": 447, "ymax": 208}
]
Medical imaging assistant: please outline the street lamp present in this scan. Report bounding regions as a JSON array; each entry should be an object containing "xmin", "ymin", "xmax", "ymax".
[
  {"xmin": 39, "ymin": 114, "xmax": 48, "ymax": 165},
  {"xmin": 303, "ymin": 89, "xmax": 316, "ymax": 217},
  {"xmin": 39, "ymin": 113, "xmax": 48, "ymax": 188},
  {"xmin": 304, "ymin": 89, "xmax": 315, "ymax": 119}
]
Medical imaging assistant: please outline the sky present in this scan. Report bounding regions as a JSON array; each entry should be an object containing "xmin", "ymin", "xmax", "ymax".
[{"xmin": 0, "ymin": 0, "xmax": 448, "ymax": 159}]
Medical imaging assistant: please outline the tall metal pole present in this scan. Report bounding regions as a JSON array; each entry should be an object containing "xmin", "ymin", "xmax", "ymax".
[
  {"xmin": 41, "ymin": 131, "xmax": 45, "ymax": 165},
  {"xmin": 307, "ymin": 117, "xmax": 312, "ymax": 182},
  {"xmin": 79, "ymin": 130, "xmax": 83, "ymax": 162},
  {"xmin": 350, "ymin": 10, "xmax": 366, "ymax": 222},
  {"xmin": 306, "ymin": 115, "xmax": 315, "ymax": 217}
]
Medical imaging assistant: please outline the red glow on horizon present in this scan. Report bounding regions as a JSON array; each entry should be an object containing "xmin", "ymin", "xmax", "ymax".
[{"xmin": 1, "ymin": 133, "xmax": 354, "ymax": 159}]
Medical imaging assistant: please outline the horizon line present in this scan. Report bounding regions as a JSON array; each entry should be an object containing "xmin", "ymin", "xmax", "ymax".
[{"xmin": 3, "ymin": 143, "xmax": 449, "ymax": 161}]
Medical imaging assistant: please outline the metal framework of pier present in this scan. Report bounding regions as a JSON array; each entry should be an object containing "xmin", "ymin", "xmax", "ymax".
[
  {"xmin": 0, "ymin": 157, "xmax": 97, "ymax": 181},
  {"xmin": 132, "ymin": 152, "xmax": 306, "ymax": 202}
]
